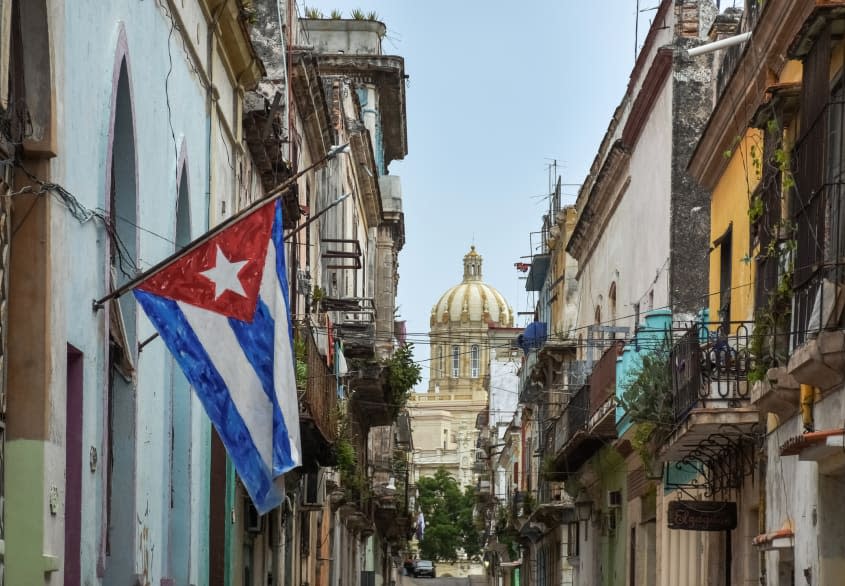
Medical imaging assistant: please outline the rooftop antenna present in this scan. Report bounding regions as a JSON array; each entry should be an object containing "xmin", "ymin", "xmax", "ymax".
[{"xmin": 635, "ymin": 2, "xmax": 661, "ymax": 64}]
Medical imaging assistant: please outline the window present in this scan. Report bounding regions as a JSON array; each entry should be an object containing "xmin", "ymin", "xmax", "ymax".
[
  {"xmin": 439, "ymin": 346, "xmax": 444, "ymax": 377},
  {"xmin": 452, "ymin": 345, "xmax": 459, "ymax": 377},
  {"xmin": 470, "ymin": 344, "xmax": 479, "ymax": 378},
  {"xmin": 714, "ymin": 224, "xmax": 732, "ymax": 332},
  {"xmin": 567, "ymin": 522, "xmax": 580, "ymax": 557},
  {"xmin": 608, "ymin": 282, "xmax": 617, "ymax": 327},
  {"xmin": 105, "ymin": 57, "xmax": 138, "ymax": 579},
  {"xmin": 792, "ymin": 25, "xmax": 832, "ymax": 346}
]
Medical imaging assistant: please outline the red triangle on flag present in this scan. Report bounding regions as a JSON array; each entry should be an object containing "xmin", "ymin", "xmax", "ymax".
[{"xmin": 137, "ymin": 201, "xmax": 276, "ymax": 322}]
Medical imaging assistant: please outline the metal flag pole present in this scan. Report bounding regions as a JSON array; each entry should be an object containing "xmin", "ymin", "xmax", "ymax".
[{"xmin": 93, "ymin": 143, "xmax": 350, "ymax": 310}]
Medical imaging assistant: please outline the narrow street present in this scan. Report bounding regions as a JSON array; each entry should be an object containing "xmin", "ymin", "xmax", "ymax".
[
  {"xmin": 404, "ymin": 575, "xmax": 485, "ymax": 586},
  {"xmin": 6, "ymin": 1, "xmax": 845, "ymax": 586}
]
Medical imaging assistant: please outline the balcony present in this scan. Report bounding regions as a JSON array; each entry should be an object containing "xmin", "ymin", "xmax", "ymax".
[
  {"xmin": 664, "ymin": 323, "xmax": 758, "ymax": 460},
  {"xmin": 547, "ymin": 346, "xmax": 621, "ymax": 476},
  {"xmin": 323, "ymin": 297, "xmax": 376, "ymax": 358},
  {"xmin": 347, "ymin": 361, "xmax": 392, "ymax": 428},
  {"xmin": 587, "ymin": 342, "xmax": 622, "ymax": 437},
  {"xmin": 473, "ymin": 449, "xmax": 488, "ymax": 473},
  {"xmin": 750, "ymin": 366, "xmax": 800, "ymax": 423},
  {"xmin": 788, "ymin": 269, "xmax": 845, "ymax": 391},
  {"xmin": 518, "ymin": 349, "xmax": 542, "ymax": 403},
  {"xmin": 531, "ymin": 480, "xmax": 574, "ymax": 526},
  {"xmin": 300, "ymin": 326, "xmax": 338, "ymax": 465},
  {"xmin": 476, "ymin": 476, "xmax": 493, "ymax": 502},
  {"xmin": 525, "ymin": 254, "xmax": 550, "ymax": 291}
]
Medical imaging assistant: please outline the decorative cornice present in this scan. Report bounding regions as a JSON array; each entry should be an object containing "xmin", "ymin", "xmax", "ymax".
[
  {"xmin": 202, "ymin": 0, "xmax": 265, "ymax": 88},
  {"xmin": 627, "ymin": 0, "xmax": 673, "ymax": 95},
  {"xmin": 289, "ymin": 51, "xmax": 334, "ymax": 163},
  {"xmin": 622, "ymin": 47, "xmax": 673, "ymax": 149},
  {"xmin": 349, "ymin": 124, "xmax": 383, "ymax": 229},
  {"xmin": 566, "ymin": 141, "xmax": 631, "ymax": 265},
  {"xmin": 315, "ymin": 54, "xmax": 408, "ymax": 167}
]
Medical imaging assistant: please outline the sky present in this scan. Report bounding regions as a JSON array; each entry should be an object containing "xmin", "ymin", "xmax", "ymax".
[{"xmin": 307, "ymin": 0, "xmax": 665, "ymax": 389}]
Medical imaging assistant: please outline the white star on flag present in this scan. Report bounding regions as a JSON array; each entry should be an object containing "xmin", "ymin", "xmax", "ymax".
[{"xmin": 201, "ymin": 244, "xmax": 249, "ymax": 300}]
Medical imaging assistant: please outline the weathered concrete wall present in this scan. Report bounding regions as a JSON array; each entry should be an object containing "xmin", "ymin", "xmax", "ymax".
[
  {"xmin": 303, "ymin": 19, "xmax": 385, "ymax": 55},
  {"xmin": 765, "ymin": 390, "xmax": 845, "ymax": 585},
  {"xmin": 670, "ymin": 31, "xmax": 716, "ymax": 317}
]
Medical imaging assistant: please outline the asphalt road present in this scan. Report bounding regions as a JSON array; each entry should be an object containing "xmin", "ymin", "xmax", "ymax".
[{"xmin": 405, "ymin": 575, "xmax": 485, "ymax": 586}]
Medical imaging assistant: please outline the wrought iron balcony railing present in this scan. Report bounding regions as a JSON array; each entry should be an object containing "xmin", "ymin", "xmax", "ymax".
[{"xmin": 670, "ymin": 322, "xmax": 753, "ymax": 421}]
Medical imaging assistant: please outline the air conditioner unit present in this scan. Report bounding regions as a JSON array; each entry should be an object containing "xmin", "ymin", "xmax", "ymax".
[
  {"xmin": 302, "ymin": 468, "xmax": 326, "ymax": 509},
  {"xmin": 607, "ymin": 490, "xmax": 622, "ymax": 509},
  {"xmin": 297, "ymin": 269, "xmax": 312, "ymax": 291}
]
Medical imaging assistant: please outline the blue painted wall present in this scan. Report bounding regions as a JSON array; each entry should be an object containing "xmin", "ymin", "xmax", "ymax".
[{"xmin": 53, "ymin": 2, "xmax": 213, "ymax": 583}]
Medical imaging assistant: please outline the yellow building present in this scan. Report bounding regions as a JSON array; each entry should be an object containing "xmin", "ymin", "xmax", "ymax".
[{"xmin": 409, "ymin": 247, "xmax": 515, "ymax": 488}]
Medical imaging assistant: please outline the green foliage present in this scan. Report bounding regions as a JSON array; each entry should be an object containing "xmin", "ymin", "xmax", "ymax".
[
  {"xmin": 617, "ymin": 343, "xmax": 673, "ymax": 466},
  {"xmin": 521, "ymin": 492, "xmax": 536, "ymax": 515},
  {"xmin": 366, "ymin": 10, "xmax": 379, "ymax": 20},
  {"xmin": 335, "ymin": 408, "xmax": 365, "ymax": 499},
  {"xmin": 294, "ymin": 336, "xmax": 308, "ymax": 389},
  {"xmin": 723, "ymin": 134, "xmax": 742, "ymax": 159},
  {"xmin": 749, "ymin": 265, "xmax": 793, "ymax": 382},
  {"xmin": 494, "ymin": 507, "xmax": 519, "ymax": 559},
  {"xmin": 417, "ymin": 468, "xmax": 481, "ymax": 562},
  {"xmin": 304, "ymin": 6, "xmax": 323, "ymax": 18},
  {"xmin": 632, "ymin": 422, "xmax": 658, "ymax": 473},
  {"xmin": 748, "ymin": 195, "xmax": 764, "ymax": 223},
  {"xmin": 330, "ymin": 9, "xmax": 343, "ymax": 18},
  {"xmin": 617, "ymin": 343, "xmax": 673, "ymax": 428},
  {"xmin": 384, "ymin": 344, "xmax": 422, "ymax": 418},
  {"xmin": 350, "ymin": 8, "xmax": 366, "ymax": 19}
]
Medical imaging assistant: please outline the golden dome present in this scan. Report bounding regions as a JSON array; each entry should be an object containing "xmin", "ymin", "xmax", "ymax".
[{"xmin": 430, "ymin": 246, "xmax": 514, "ymax": 327}]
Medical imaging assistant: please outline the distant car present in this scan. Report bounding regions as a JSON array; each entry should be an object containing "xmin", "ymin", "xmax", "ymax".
[{"xmin": 413, "ymin": 560, "xmax": 436, "ymax": 578}]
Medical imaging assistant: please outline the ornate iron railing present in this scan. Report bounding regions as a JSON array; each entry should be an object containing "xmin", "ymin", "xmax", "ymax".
[{"xmin": 671, "ymin": 322, "xmax": 752, "ymax": 420}]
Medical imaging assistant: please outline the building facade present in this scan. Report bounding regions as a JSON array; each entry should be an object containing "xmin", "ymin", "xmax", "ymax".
[
  {"xmin": 2, "ymin": 2, "xmax": 414, "ymax": 585},
  {"xmin": 410, "ymin": 247, "xmax": 516, "ymax": 489},
  {"xmin": 491, "ymin": 2, "xmax": 845, "ymax": 586}
]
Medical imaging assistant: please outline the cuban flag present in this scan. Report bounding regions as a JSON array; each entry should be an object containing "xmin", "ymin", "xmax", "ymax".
[{"xmin": 133, "ymin": 198, "xmax": 300, "ymax": 514}]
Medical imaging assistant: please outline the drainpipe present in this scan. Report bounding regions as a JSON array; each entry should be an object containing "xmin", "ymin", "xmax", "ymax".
[
  {"xmin": 685, "ymin": 32, "xmax": 752, "ymax": 58},
  {"xmin": 800, "ymin": 384, "xmax": 816, "ymax": 433}
]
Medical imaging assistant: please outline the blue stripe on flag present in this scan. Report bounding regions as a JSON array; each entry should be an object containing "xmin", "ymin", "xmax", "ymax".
[
  {"xmin": 228, "ymin": 298, "xmax": 294, "ymax": 475},
  {"xmin": 272, "ymin": 201, "xmax": 293, "ymax": 341},
  {"xmin": 134, "ymin": 289, "xmax": 283, "ymax": 514}
]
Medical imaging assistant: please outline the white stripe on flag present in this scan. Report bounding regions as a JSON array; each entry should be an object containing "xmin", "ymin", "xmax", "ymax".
[
  {"xmin": 260, "ymin": 239, "xmax": 301, "ymax": 465},
  {"xmin": 179, "ymin": 301, "xmax": 275, "ymax": 471}
]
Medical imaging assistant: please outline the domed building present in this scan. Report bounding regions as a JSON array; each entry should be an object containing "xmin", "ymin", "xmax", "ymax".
[{"xmin": 409, "ymin": 247, "xmax": 518, "ymax": 489}]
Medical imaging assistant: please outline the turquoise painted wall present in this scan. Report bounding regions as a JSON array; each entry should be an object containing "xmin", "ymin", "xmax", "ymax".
[{"xmin": 615, "ymin": 309, "xmax": 673, "ymax": 435}]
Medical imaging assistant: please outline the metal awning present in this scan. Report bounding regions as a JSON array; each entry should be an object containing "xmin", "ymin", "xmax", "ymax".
[{"xmin": 525, "ymin": 254, "xmax": 550, "ymax": 291}]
